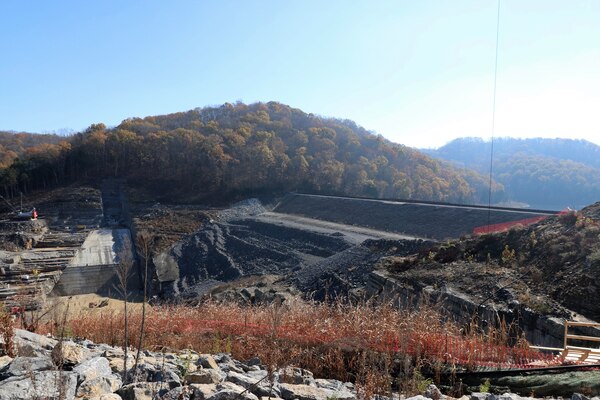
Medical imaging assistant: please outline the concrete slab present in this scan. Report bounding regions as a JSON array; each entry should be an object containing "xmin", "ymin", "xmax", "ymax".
[{"xmin": 69, "ymin": 229, "xmax": 132, "ymax": 267}]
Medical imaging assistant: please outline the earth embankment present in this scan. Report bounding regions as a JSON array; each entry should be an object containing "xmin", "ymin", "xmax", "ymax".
[{"xmin": 274, "ymin": 194, "xmax": 557, "ymax": 240}]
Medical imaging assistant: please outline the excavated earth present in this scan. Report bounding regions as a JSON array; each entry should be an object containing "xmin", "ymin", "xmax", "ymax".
[{"xmin": 149, "ymin": 199, "xmax": 429, "ymax": 302}]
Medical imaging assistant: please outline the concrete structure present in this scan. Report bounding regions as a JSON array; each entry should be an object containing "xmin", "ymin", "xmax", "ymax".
[{"xmin": 52, "ymin": 228, "xmax": 135, "ymax": 296}]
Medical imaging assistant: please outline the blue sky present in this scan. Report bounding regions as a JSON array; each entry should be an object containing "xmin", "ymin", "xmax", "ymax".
[{"xmin": 1, "ymin": 1, "xmax": 598, "ymax": 148}]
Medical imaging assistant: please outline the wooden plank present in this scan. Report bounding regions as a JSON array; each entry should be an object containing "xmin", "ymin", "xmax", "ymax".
[
  {"xmin": 566, "ymin": 334, "xmax": 600, "ymax": 343},
  {"xmin": 566, "ymin": 345, "xmax": 600, "ymax": 351},
  {"xmin": 529, "ymin": 346, "xmax": 563, "ymax": 352},
  {"xmin": 578, "ymin": 350, "xmax": 591, "ymax": 362},
  {"xmin": 567, "ymin": 321, "xmax": 600, "ymax": 328}
]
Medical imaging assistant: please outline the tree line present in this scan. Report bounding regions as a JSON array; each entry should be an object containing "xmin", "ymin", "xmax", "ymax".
[{"xmin": 0, "ymin": 102, "xmax": 503, "ymax": 203}]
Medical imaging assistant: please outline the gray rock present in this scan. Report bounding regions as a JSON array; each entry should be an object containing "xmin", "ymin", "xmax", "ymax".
[
  {"xmin": 424, "ymin": 384, "xmax": 444, "ymax": 400},
  {"xmin": 0, "ymin": 356, "xmax": 53, "ymax": 378},
  {"xmin": 118, "ymin": 381, "xmax": 168, "ymax": 400},
  {"xmin": 226, "ymin": 370, "xmax": 276, "ymax": 397},
  {"xmin": 77, "ymin": 374, "xmax": 123, "ymax": 398},
  {"xmin": 13, "ymin": 329, "xmax": 57, "ymax": 357},
  {"xmin": 198, "ymin": 354, "xmax": 221, "ymax": 370},
  {"xmin": 190, "ymin": 383, "xmax": 218, "ymax": 400},
  {"xmin": 51, "ymin": 340, "xmax": 91, "ymax": 366},
  {"xmin": 187, "ymin": 369, "xmax": 224, "ymax": 384},
  {"xmin": 573, "ymin": 394, "xmax": 591, "ymax": 400},
  {"xmin": 128, "ymin": 361, "xmax": 157, "ymax": 382},
  {"xmin": 470, "ymin": 394, "xmax": 491, "ymax": 400},
  {"xmin": 88, "ymin": 394, "xmax": 123, "ymax": 400},
  {"xmin": 314, "ymin": 378, "xmax": 347, "ymax": 391},
  {"xmin": 0, "ymin": 355, "xmax": 12, "ymax": 369},
  {"xmin": 73, "ymin": 356, "xmax": 112, "ymax": 382},
  {"xmin": 278, "ymin": 366, "xmax": 315, "ymax": 385},
  {"xmin": 0, "ymin": 370, "xmax": 78, "ymax": 400},
  {"xmin": 279, "ymin": 383, "xmax": 355, "ymax": 400},
  {"xmin": 161, "ymin": 386, "xmax": 194, "ymax": 400},
  {"xmin": 206, "ymin": 381, "xmax": 260, "ymax": 400},
  {"xmin": 246, "ymin": 357, "xmax": 262, "ymax": 367},
  {"xmin": 153, "ymin": 368, "xmax": 182, "ymax": 389},
  {"xmin": 407, "ymin": 396, "xmax": 433, "ymax": 400}
]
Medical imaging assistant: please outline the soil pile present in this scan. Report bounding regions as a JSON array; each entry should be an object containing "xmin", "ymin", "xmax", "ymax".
[
  {"xmin": 154, "ymin": 212, "xmax": 352, "ymax": 301},
  {"xmin": 383, "ymin": 201, "xmax": 600, "ymax": 321}
]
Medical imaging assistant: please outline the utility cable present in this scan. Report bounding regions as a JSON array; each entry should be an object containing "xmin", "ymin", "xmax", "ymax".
[{"xmin": 486, "ymin": 0, "xmax": 501, "ymax": 233}]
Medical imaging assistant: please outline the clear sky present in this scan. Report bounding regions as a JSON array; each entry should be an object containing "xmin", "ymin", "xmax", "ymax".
[{"xmin": 1, "ymin": 1, "xmax": 598, "ymax": 148}]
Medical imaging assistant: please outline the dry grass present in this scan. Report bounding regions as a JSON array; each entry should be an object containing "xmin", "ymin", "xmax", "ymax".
[{"xmin": 33, "ymin": 299, "xmax": 551, "ymax": 396}]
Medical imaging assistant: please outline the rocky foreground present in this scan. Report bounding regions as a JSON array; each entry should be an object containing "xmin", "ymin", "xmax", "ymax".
[{"xmin": 0, "ymin": 329, "xmax": 597, "ymax": 400}]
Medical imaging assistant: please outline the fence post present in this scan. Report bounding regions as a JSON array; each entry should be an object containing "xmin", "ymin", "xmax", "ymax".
[{"xmin": 563, "ymin": 320, "xmax": 569, "ymax": 350}]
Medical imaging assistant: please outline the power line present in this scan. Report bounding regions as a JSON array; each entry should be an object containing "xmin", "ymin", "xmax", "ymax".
[{"xmin": 486, "ymin": 0, "xmax": 501, "ymax": 233}]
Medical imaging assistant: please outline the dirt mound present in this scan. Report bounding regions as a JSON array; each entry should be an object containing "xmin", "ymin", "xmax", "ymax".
[
  {"xmin": 290, "ymin": 239, "xmax": 432, "ymax": 300},
  {"xmin": 154, "ymin": 217, "xmax": 352, "ymax": 301}
]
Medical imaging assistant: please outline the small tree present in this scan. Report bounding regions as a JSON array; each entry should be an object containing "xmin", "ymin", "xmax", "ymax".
[
  {"xmin": 0, "ymin": 305, "xmax": 15, "ymax": 357},
  {"xmin": 115, "ymin": 240, "xmax": 134, "ymax": 383},
  {"xmin": 133, "ymin": 230, "xmax": 155, "ymax": 381}
]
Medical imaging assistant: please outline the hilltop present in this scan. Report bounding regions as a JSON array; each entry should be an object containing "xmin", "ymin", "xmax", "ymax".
[{"xmin": 0, "ymin": 102, "xmax": 501, "ymax": 205}]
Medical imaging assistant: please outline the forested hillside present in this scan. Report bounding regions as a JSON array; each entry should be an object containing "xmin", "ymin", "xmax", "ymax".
[
  {"xmin": 424, "ymin": 137, "xmax": 600, "ymax": 209},
  {"xmin": 0, "ymin": 102, "xmax": 502, "ymax": 203}
]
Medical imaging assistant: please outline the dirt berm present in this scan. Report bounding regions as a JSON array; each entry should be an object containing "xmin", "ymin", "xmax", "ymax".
[{"xmin": 274, "ymin": 193, "xmax": 556, "ymax": 240}]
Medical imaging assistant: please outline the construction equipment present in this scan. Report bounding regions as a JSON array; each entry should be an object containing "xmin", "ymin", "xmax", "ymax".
[{"xmin": 0, "ymin": 192, "xmax": 38, "ymax": 220}]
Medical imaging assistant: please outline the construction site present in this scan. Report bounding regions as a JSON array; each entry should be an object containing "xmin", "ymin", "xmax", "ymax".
[{"xmin": 0, "ymin": 183, "xmax": 599, "ymax": 394}]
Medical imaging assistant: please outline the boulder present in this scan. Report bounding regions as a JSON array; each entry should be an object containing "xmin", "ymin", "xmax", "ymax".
[
  {"xmin": 197, "ymin": 354, "xmax": 221, "ymax": 370},
  {"xmin": 187, "ymin": 369, "xmax": 224, "ymax": 384},
  {"xmin": 424, "ymin": 384, "xmax": 444, "ymax": 400},
  {"xmin": 89, "ymin": 394, "xmax": 123, "ymax": 400},
  {"xmin": 77, "ymin": 374, "xmax": 122, "ymax": 398},
  {"xmin": 162, "ymin": 386, "xmax": 194, "ymax": 400},
  {"xmin": 73, "ymin": 356, "xmax": 112, "ymax": 382},
  {"xmin": 118, "ymin": 381, "xmax": 167, "ymax": 400},
  {"xmin": 13, "ymin": 329, "xmax": 57, "ymax": 357},
  {"xmin": 279, "ymin": 383, "xmax": 355, "ymax": 400},
  {"xmin": 88, "ymin": 394, "xmax": 123, "ymax": 400},
  {"xmin": 0, "ymin": 355, "xmax": 12, "ymax": 369},
  {"xmin": 314, "ymin": 378, "xmax": 348, "ymax": 391},
  {"xmin": 278, "ymin": 367, "xmax": 315, "ymax": 385},
  {"xmin": 190, "ymin": 383, "xmax": 219, "ymax": 400},
  {"xmin": 51, "ymin": 340, "xmax": 91, "ymax": 366},
  {"xmin": 0, "ymin": 356, "xmax": 53, "ymax": 378},
  {"xmin": 226, "ymin": 370, "xmax": 276, "ymax": 397},
  {"xmin": 470, "ymin": 394, "xmax": 491, "ymax": 400},
  {"xmin": 108, "ymin": 356, "xmax": 136, "ymax": 375},
  {"xmin": 0, "ymin": 370, "xmax": 78, "ymax": 400},
  {"xmin": 206, "ymin": 381, "xmax": 260, "ymax": 400}
]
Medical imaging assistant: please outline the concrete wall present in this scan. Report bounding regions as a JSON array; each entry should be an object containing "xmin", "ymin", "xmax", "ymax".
[{"xmin": 52, "ymin": 264, "xmax": 130, "ymax": 296}]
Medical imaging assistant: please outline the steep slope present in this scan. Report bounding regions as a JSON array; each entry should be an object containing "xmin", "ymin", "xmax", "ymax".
[
  {"xmin": 382, "ymin": 203, "xmax": 600, "ymax": 322},
  {"xmin": 1, "ymin": 102, "xmax": 502, "ymax": 205},
  {"xmin": 424, "ymin": 137, "xmax": 600, "ymax": 209}
]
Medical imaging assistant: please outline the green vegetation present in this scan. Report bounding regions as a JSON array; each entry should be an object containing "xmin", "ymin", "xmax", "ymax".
[
  {"xmin": 425, "ymin": 137, "xmax": 600, "ymax": 209},
  {"xmin": 0, "ymin": 102, "xmax": 501, "ymax": 204}
]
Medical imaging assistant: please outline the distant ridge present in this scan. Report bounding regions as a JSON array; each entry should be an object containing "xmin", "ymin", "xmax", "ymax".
[{"xmin": 424, "ymin": 137, "xmax": 600, "ymax": 210}]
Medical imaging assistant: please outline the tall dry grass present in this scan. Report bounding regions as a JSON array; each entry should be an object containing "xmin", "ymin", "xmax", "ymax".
[{"xmin": 34, "ymin": 299, "xmax": 550, "ymax": 396}]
